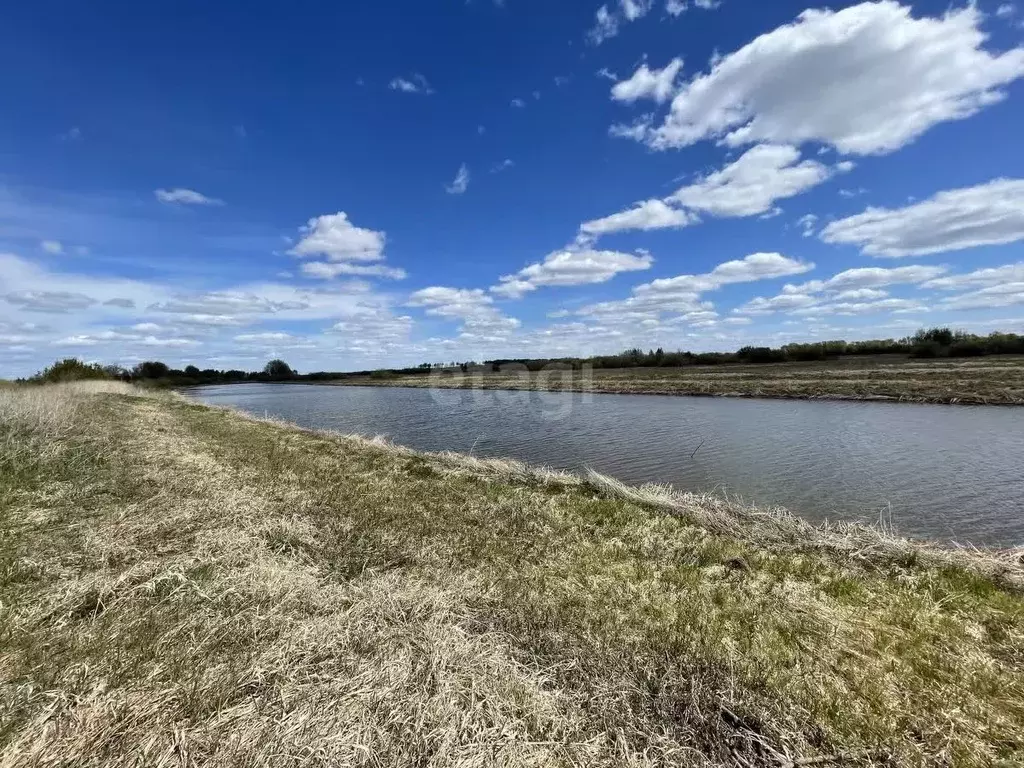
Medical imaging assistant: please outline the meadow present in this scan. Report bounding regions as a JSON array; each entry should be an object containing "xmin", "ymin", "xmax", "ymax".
[
  {"xmin": 2, "ymin": 383, "xmax": 1023, "ymax": 766},
  {"xmin": 330, "ymin": 355, "xmax": 1024, "ymax": 405}
]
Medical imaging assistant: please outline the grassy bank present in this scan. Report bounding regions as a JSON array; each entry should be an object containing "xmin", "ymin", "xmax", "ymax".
[
  {"xmin": 2, "ymin": 384, "xmax": 1024, "ymax": 766},
  {"xmin": 328, "ymin": 356, "xmax": 1024, "ymax": 405}
]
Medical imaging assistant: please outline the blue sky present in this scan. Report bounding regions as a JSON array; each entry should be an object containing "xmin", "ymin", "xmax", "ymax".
[{"xmin": 2, "ymin": 0, "xmax": 1024, "ymax": 375}]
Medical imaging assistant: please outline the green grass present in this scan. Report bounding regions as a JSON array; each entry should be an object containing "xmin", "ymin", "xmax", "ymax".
[
  {"xmin": 2, "ymin": 384, "xmax": 1024, "ymax": 766},
  {"xmin": 328, "ymin": 355, "xmax": 1024, "ymax": 405}
]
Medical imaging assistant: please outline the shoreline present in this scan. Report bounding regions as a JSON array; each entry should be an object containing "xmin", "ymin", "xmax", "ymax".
[
  {"xmin": 4, "ymin": 383, "xmax": 1024, "ymax": 765},
  {"xmin": 318, "ymin": 378, "xmax": 1024, "ymax": 406},
  {"xmin": 307, "ymin": 356, "xmax": 1024, "ymax": 407}
]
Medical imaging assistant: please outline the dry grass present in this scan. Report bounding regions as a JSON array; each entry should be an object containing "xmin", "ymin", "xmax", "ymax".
[
  {"xmin": 329, "ymin": 356, "xmax": 1024, "ymax": 405},
  {"xmin": 2, "ymin": 384, "xmax": 1024, "ymax": 766}
]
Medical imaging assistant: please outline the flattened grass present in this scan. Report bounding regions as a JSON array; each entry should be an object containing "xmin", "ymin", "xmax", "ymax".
[{"xmin": 1, "ymin": 384, "xmax": 1023, "ymax": 766}]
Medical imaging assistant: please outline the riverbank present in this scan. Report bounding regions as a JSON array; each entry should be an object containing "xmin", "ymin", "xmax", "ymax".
[
  {"xmin": 326, "ymin": 356, "xmax": 1024, "ymax": 405},
  {"xmin": 3, "ymin": 384, "xmax": 1024, "ymax": 766}
]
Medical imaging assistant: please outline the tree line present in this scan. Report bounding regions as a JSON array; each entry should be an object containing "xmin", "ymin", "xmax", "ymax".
[{"xmin": 14, "ymin": 328, "xmax": 1024, "ymax": 385}]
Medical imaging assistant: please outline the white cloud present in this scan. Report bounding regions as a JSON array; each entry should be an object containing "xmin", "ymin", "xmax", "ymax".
[
  {"xmin": 797, "ymin": 214, "xmax": 817, "ymax": 237},
  {"xmin": 40, "ymin": 240, "xmax": 63, "ymax": 255},
  {"xmin": 997, "ymin": 4, "xmax": 1016, "ymax": 19},
  {"xmin": 580, "ymin": 199, "xmax": 694, "ymax": 237},
  {"xmin": 408, "ymin": 287, "xmax": 495, "ymax": 319},
  {"xmin": 665, "ymin": 0, "xmax": 687, "ymax": 16},
  {"xmin": 287, "ymin": 212, "xmax": 388, "ymax": 268},
  {"xmin": 791, "ymin": 297, "xmax": 925, "ymax": 316},
  {"xmin": 940, "ymin": 282, "xmax": 1024, "ymax": 310},
  {"xmin": 587, "ymin": 5, "xmax": 620, "ymax": 44},
  {"xmin": 621, "ymin": 2, "xmax": 1024, "ymax": 155},
  {"xmin": 4, "ymin": 290, "xmax": 96, "ymax": 313},
  {"xmin": 667, "ymin": 144, "xmax": 844, "ymax": 217},
  {"xmin": 834, "ymin": 288, "xmax": 888, "ymax": 301},
  {"xmin": 581, "ymin": 253, "xmax": 811, "ymax": 317},
  {"xmin": 490, "ymin": 159, "xmax": 514, "ymax": 173},
  {"xmin": 597, "ymin": 67, "xmax": 619, "ymax": 81},
  {"xmin": 621, "ymin": 0, "xmax": 653, "ymax": 21},
  {"xmin": 922, "ymin": 262, "xmax": 1024, "ymax": 290},
  {"xmin": 492, "ymin": 249, "xmax": 654, "ymax": 298},
  {"xmin": 389, "ymin": 74, "xmax": 433, "ymax": 94},
  {"xmin": 822, "ymin": 265, "xmax": 947, "ymax": 290},
  {"xmin": 611, "ymin": 58, "xmax": 683, "ymax": 104},
  {"xmin": 234, "ymin": 332, "xmax": 296, "ymax": 343},
  {"xmin": 446, "ymin": 163, "xmax": 470, "ymax": 195},
  {"xmin": 408, "ymin": 286, "xmax": 520, "ymax": 338},
  {"xmin": 820, "ymin": 178, "xmax": 1024, "ymax": 257},
  {"xmin": 737, "ymin": 265, "xmax": 947, "ymax": 315},
  {"xmin": 154, "ymin": 188, "xmax": 224, "ymax": 206},
  {"xmin": 300, "ymin": 262, "xmax": 406, "ymax": 280},
  {"xmin": 510, "ymin": 98, "xmax": 527, "ymax": 108}
]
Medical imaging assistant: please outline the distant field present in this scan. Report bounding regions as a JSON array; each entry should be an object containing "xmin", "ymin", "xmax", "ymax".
[{"xmin": 329, "ymin": 356, "xmax": 1024, "ymax": 405}]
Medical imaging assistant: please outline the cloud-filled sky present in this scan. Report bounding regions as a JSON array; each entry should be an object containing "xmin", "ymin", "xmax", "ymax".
[{"xmin": 2, "ymin": 0, "xmax": 1024, "ymax": 376}]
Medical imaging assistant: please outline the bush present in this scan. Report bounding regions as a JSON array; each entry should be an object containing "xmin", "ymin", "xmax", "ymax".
[{"xmin": 32, "ymin": 358, "xmax": 111, "ymax": 383}]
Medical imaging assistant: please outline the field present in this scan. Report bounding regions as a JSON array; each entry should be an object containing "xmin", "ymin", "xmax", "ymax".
[
  {"xmin": 2, "ymin": 383, "xmax": 1024, "ymax": 766},
  {"xmin": 330, "ymin": 356, "xmax": 1024, "ymax": 405}
]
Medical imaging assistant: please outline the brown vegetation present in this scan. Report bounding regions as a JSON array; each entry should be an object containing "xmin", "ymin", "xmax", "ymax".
[
  {"xmin": 2, "ymin": 384, "xmax": 1024, "ymax": 766},
  {"xmin": 329, "ymin": 355, "xmax": 1024, "ymax": 405}
]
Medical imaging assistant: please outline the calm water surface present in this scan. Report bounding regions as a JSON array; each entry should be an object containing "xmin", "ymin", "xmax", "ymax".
[{"xmin": 188, "ymin": 383, "xmax": 1024, "ymax": 547}]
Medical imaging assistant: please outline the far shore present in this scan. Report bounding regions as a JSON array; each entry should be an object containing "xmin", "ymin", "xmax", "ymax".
[{"xmin": 315, "ymin": 355, "xmax": 1024, "ymax": 406}]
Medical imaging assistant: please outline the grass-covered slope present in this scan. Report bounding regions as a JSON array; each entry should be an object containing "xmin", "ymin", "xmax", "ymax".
[{"xmin": 2, "ymin": 384, "xmax": 1023, "ymax": 766}]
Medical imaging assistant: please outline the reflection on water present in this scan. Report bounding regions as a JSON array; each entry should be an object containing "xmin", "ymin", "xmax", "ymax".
[{"xmin": 188, "ymin": 383, "xmax": 1024, "ymax": 547}]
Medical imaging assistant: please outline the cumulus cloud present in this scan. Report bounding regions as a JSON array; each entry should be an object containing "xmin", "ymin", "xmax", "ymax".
[
  {"xmin": 154, "ymin": 188, "xmax": 224, "ymax": 206},
  {"xmin": 820, "ymin": 178, "xmax": 1024, "ymax": 257},
  {"xmin": 40, "ymin": 240, "xmax": 63, "ymax": 255},
  {"xmin": 616, "ymin": 2, "xmax": 1024, "ymax": 155},
  {"xmin": 490, "ymin": 159, "xmax": 514, "ymax": 174},
  {"xmin": 579, "ymin": 199, "xmax": 695, "ymax": 237},
  {"xmin": 492, "ymin": 249, "xmax": 655, "ymax": 298},
  {"xmin": 286, "ymin": 212, "xmax": 404, "ymax": 280},
  {"xmin": 288, "ymin": 212, "xmax": 385, "ymax": 262},
  {"xmin": 665, "ymin": 0, "xmax": 687, "ymax": 16},
  {"xmin": 446, "ymin": 164, "xmax": 470, "ymax": 195},
  {"xmin": 667, "ymin": 144, "xmax": 845, "ymax": 217},
  {"xmin": 579, "ymin": 145, "xmax": 841, "ymax": 243},
  {"xmin": 611, "ymin": 58, "xmax": 683, "ymax": 103}
]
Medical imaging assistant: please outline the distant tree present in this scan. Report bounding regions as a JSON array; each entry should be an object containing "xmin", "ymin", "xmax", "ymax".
[
  {"xmin": 263, "ymin": 359, "xmax": 294, "ymax": 379},
  {"xmin": 184, "ymin": 365, "xmax": 201, "ymax": 377},
  {"xmin": 913, "ymin": 327, "xmax": 955, "ymax": 346},
  {"xmin": 134, "ymin": 361, "xmax": 170, "ymax": 379}
]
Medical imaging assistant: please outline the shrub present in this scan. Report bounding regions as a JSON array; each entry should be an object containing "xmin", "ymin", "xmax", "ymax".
[{"xmin": 32, "ymin": 358, "xmax": 111, "ymax": 383}]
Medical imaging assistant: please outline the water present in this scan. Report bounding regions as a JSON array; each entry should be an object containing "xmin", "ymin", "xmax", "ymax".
[{"xmin": 187, "ymin": 383, "xmax": 1024, "ymax": 547}]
